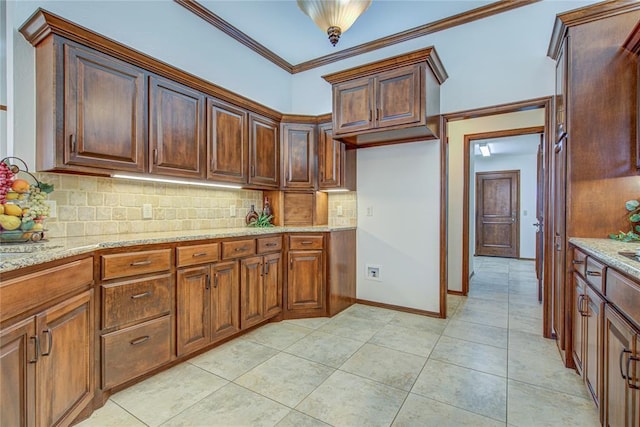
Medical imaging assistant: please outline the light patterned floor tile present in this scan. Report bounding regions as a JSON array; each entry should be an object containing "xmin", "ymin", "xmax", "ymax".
[
  {"xmin": 284, "ymin": 330, "xmax": 364, "ymax": 368},
  {"xmin": 276, "ymin": 410, "xmax": 331, "ymax": 427},
  {"xmin": 317, "ymin": 313, "xmax": 388, "ymax": 342},
  {"xmin": 189, "ymin": 339, "xmax": 278, "ymax": 380},
  {"xmin": 431, "ymin": 335, "xmax": 507, "ymax": 377},
  {"xmin": 241, "ymin": 322, "xmax": 312, "ymax": 350},
  {"xmin": 369, "ymin": 323, "xmax": 440, "ymax": 357},
  {"xmin": 443, "ymin": 319, "xmax": 508, "ymax": 348},
  {"xmin": 76, "ymin": 400, "xmax": 146, "ymax": 427},
  {"xmin": 389, "ymin": 311, "xmax": 449, "ymax": 334}
]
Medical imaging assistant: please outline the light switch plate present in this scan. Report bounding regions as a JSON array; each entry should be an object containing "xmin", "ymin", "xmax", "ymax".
[
  {"xmin": 230, "ymin": 205, "xmax": 237, "ymax": 217},
  {"xmin": 142, "ymin": 204, "xmax": 152, "ymax": 219},
  {"xmin": 337, "ymin": 205, "xmax": 343, "ymax": 216}
]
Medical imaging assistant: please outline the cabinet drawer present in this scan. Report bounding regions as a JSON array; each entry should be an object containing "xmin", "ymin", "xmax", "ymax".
[
  {"xmin": 102, "ymin": 249, "xmax": 171, "ymax": 280},
  {"xmin": 0, "ymin": 257, "xmax": 93, "ymax": 323},
  {"xmin": 585, "ymin": 257, "xmax": 606, "ymax": 294},
  {"xmin": 572, "ymin": 247, "xmax": 587, "ymax": 278},
  {"xmin": 222, "ymin": 239, "xmax": 256, "ymax": 259},
  {"xmin": 102, "ymin": 315, "xmax": 171, "ymax": 390},
  {"xmin": 176, "ymin": 243, "xmax": 219, "ymax": 267},
  {"xmin": 289, "ymin": 235, "xmax": 324, "ymax": 250},
  {"xmin": 257, "ymin": 236, "xmax": 282, "ymax": 254},
  {"xmin": 101, "ymin": 274, "xmax": 172, "ymax": 329},
  {"xmin": 606, "ymin": 269, "xmax": 640, "ymax": 325}
]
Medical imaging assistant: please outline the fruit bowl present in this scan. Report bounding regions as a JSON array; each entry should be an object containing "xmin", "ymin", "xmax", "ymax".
[{"xmin": 0, "ymin": 229, "xmax": 45, "ymax": 243}]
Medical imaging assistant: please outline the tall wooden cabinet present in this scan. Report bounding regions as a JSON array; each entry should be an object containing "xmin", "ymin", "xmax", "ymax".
[
  {"xmin": 548, "ymin": 2, "xmax": 640, "ymax": 366},
  {"xmin": 207, "ymin": 99, "xmax": 248, "ymax": 185},
  {"xmin": 317, "ymin": 122, "xmax": 356, "ymax": 191},
  {"xmin": 281, "ymin": 123, "xmax": 316, "ymax": 189},
  {"xmin": 249, "ymin": 114, "xmax": 280, "ymax": 189}
]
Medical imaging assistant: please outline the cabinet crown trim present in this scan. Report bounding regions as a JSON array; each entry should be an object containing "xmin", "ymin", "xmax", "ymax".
[{"xmin": 321, "ymin": 46, "xmax": 448, "ymax": 85}]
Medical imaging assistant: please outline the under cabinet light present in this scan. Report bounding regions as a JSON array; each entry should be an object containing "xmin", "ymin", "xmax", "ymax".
[
  {"xmin": 111, "ymin": 174, "xmax": 243, "ymax": 190},
  {"xmin": 479, "ymin": 143, "xmax": 491, "ymax": 157},
  {"xmin": 320, "ymin": 189, "xmax": 350, "ymax": 193}
]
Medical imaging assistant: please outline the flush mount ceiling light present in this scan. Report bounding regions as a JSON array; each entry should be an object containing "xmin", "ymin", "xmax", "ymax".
[
  {"xmin": 297, "ymin": 0, "xmax": 372, "ymax": 46},
  {"xmin": 479, "ymin": 143, "xmax": 491, "ymax": 157}
]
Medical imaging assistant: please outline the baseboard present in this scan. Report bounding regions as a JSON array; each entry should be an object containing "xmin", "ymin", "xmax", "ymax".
[
  {"xmin": 519, "ymin": 257, "xmax": 535, "ymax": 261},
  {"xmin": 355, "ymin": 299, "xmax": 443, "ymax": 318},
  {"xmin": 447, "ymin": 290, "xmax": 465, "ymax": 296}
]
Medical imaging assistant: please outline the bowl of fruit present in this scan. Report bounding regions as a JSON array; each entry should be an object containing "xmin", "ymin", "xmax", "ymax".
[{"xmin": 0, "ymin": 157, "xmax": 53, "ymax": 243}]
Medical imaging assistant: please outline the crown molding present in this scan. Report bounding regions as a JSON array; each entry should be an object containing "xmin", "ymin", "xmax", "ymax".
[{"xmin": 176, "ymin": 0, "xmax": 540, "ymax": 75}]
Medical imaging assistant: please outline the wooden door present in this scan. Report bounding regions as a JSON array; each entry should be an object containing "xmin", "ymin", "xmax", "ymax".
[
  {"xmin": 211, "ymin": 261, "xmax": 240, "ymax": 341},
  {"xmin": 603, "ymin": 305, "xmax": 636, "ymax": 427},
  {"xmin": 375, "ymin": 65, "xmax": 422, "ymax": 129},
  {"xmin": 318, "ymin": 123, "xmax": 344, "ymax": 189},
  {"xmin": 287, "ymin": 250, "xmax": 324, "ymax": 312},
  {"xmin": 207, "ymin": 98, "xmax": 248, "ymax": 184},
  {"xmin": 572, "ymin": 274, "xmax": 586, "ymax": 375},
  {"xmin": 585, "ymin": 285, "xmax": 604, "ymax": 411},
  {"xmin": 552, "ymin": 137, "xmax": 567, "ymax": 353},
  {"xmin": 263, "ymin": 252, "xmax": 283, "ymax": 318},
  {"xmin": 248, "ymin": 114, "xmax": 279, "ymax": 188},
  {"xmin": 535, "ymin": 139, "xmax": 544, "ymax": 302},
  {"xmin": 64, "ymin": 44, "xmax": 146, "ymax": 172},
  {"xmin": 36, "ymin": 291, "xmax": 93, "ymax": 427},
  {"xmin": 149, "ymin": 76, "xmax": 206, "ymax": 179},
  {"xmin": 475, "ymin": 170, "xmax": 520, "ymax": 258},
  {"xmin": 240, "ymin": 256, "xmax": 264, "ymax": 329},
  {"xmin": 176, "ymin": 266, "xmax": 210, "ymax": 356},
  {"xmin": 332, "ymin": 76, "xmax": 374, "ymax": 135},
  {"xmin": 282, "ymin": 123, "xmax": 316, "ymax": 189},
  {"xmin": 0, "ymin": 318, "xmax": 36, "ymax": 427}
]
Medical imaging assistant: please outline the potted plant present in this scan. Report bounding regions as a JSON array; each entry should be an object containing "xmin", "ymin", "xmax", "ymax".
[{"xmin": 610, "ymin": 199, "xmax": 640, "ymax": 242}]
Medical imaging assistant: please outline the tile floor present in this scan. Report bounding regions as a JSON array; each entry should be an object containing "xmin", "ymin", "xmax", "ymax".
[{"xmin": 78, "ymin": 257, "xmax": 600, "ymax": 426}]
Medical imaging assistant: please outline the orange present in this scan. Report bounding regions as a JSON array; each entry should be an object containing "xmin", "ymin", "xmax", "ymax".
[{"xmin": 11, "ymin": 179, "xmax": 30, "ymax": 193}]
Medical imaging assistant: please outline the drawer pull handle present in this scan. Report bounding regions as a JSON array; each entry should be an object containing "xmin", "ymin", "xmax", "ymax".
[
  {"xmin": 572, "ymin": 260, "xmax": 584, "ymax": 265},
  {"xmin": 29, "ymin": 336, "xmax": 40, "ymax": 364},
  {"xmin": 265, "ymin": 243, "xmax": 278, "ymax": 247},
  {"xmin": 131, "ymin": 291, "xmax": 151, "ymax": 300},
  {"xmin": 42, "ymin": 328, "xmax": 53, "ymax": 356},
  {"xmin": 130, "ymin": 336, "xmax": 150, "ymax": 346},
  {"xmin": 627, "ymin": 355, "xmax": 640, "ymax": 390},
  {"xmin": 621, "ymin": 349, "xmax": 632, "ymax": 380},
  {"xmin": 192, "ymin": 252, "xmax": 208, "ymax": 258},
  {"xmin": 131, "ymin": 260, "xmax": 152, "ymax": 267},
  {"xmin": 214, "ymin": 273, "xmax": 218, "ymax": 288},
  {"xmin": 301, "ymin": 241, "xmax": 313, "ymax": 245},
  {"xmin": 206, "ymin": 274, "xmax": 211, "ymax": 290},
  {"xmin": 235, "ymin": 247, "xmax": 248, "ymax": 252},
  {"xmin": 586, "ymin": 271, "xmax": 601, "ymax": 277}
]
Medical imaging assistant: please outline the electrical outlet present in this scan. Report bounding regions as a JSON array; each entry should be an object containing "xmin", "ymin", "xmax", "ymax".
[
  {"xmin": 230, "ymin": 205, "xmax": 237, "ymax": 217},
  {"xmin": 366, "ymin": 206, "xmax": 374, "ymax": 217},
  {"xmin": 142, "ymin": 204, "xmax": 152, "ymax": 219},
  {"xmin": 45, "ymin": 200, "xmax": 57, "ymax": 218},
  {"xmin": 337, "ymin": 205, "xmax": 343, "ymax": 216},
  {"xmin": 365, "ymin": 264, "xmax": 382, "ymax": 282}
]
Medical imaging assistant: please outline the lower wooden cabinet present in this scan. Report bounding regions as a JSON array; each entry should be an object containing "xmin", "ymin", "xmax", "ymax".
[
  {"xmin": 240, "ymin": 252, "xmax": 283, "ymax": 329},
  {"xmin": 573, "ymin": 273, "xmax": 586, "ymax": 374},
  {"xmin": 585, "ymin": 285, "xmax": 604, "ymax": 410},
  {"xmin": 287, "ymin": 247, "xmax": 325, "ymax": 317}
]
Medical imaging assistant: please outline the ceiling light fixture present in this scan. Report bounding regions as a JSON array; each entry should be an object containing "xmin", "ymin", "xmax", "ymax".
[
  {"xmin": 111, "ymin": 174, "xmax": 243, "ymax": 190},
  {"xmin": 297, "ymin": 0, "xmax": 372, "ymax": 46},
  {"xmin": 479, "ymin": 143, "xmax": 491, "ymax": 157}
]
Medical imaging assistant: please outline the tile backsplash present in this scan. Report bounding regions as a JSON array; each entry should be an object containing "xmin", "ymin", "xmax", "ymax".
[{"xmin": 35, "ymin": 173, "xmax": 357, "ymax": 238}]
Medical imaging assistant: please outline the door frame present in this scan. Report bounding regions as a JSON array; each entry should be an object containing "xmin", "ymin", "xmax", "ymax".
[{"xmin": 474, "ymin": 169, "xmax": 521, "ymax": 259}]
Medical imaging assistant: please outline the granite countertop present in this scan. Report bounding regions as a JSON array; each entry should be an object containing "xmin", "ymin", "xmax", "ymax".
[
  {"xmin": 569, "ymin": 237, "xmax": 640, "ymax": 281},
  {"xmin": 0, "ymin": 225, "xmax": 356, "ymax": 274}
]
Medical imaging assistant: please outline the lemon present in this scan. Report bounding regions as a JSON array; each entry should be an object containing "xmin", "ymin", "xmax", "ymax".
[{"xmin": 3, "ymin": 204, "xmax": 22, "ymax": 217}]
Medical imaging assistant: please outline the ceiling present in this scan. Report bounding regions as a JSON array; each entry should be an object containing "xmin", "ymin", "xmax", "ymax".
[
  {"xmin": 474, "ymin": 134, "xmax": 541, "ymax": 157},
  {"xmin": 187, "ymin": 0, "xmax": 506, "ymax": 66}
]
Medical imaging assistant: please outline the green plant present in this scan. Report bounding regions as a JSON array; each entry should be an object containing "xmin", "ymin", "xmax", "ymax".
[
  {"xmin": 248, "ymin": 212, "xmax": 274, "ymax": 228},
  {"xmin": 609, "ymin": 199, "xmax": 640, "ymax": 242}
]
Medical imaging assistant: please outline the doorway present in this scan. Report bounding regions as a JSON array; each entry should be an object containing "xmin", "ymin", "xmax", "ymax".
[{"xmin": 475, "ymin": 170, "xmax": 520, "ymax": 258}]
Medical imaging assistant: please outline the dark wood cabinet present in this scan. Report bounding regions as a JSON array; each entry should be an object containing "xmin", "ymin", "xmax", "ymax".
[
  {"xmin": 210, "ymin": 261, "xmax": 240, "ymax": 339},
  {"xmin": 263, "ymin": 252, "xmax": 283, "ymax": 318},
  {"xmin": 176, "ymin": 265, "xmax": 211, "ymax": 356},
  {"xmin": 585, "ymin": 284, "xmax": 604, "ymax": 410},
  {"xmin": 554, "ymin": 37, "xmax": 568, "ymax": 143},
  {"xmin": 317, "ymin": 123, "xmax": 356, "ymax": 191},
  {"xmin": 286, "ymin": 234, "xmax": 325, "ymax": 317},
  {"xmin": 249, "ymin": 114, "xmax": 280, "ymax": 189},
  {"xmin": 323, "ymin": 48, "xmax": 447, "ymax": 147},
  {"xmin": 240, "ymin": 242, "xmax": 283, "ymax": 329},
  {"xmin": 240, "ymin": 256, "xmax": 264, "ymax": 329},
  {"xmin": 573, "ymin": 272, "xmax": 586, "ymax": 374},
  {"xmin": 149, "ymin": 76, "xmax": 206, "ymax": 179},
  {"xmin": 623, "ymin": 21, "xmax": 640, "ymax": 170},
  {"xmin": 64, "ymin": 43, "xmax": 146, "ymax": 173},
  {"xmin": 207, "ymin": 98, "xmax": 248, "ymax": 184},
  {"xmin": 282, "ymin": 123, "xmax": 316, "ymax": 189}
]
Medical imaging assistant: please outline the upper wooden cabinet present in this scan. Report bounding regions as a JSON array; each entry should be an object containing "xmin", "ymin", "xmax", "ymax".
[
  {"xmin": 281, "ymin": 122, "xmax": 316, "ymax": 189},
  {"xmin": 149, "ymin": 76, "xmax": 206, "ymax": 179},
  {"xmin": 249, "ymin": 114, "xmax": 280, "ymax": 189},
  {"xmin": 323, "ymin": 47, "xmax": 447, "ymax": 147},
  {"xmin": 207, "ymin": 99, "xmax": 248, "ymax": 184},
  {"xmin": 317, "ymin": 122, "xmax": 356, "ymax": 191},
  {"xmin": 623, "ymin": 20, "xmax": 640, "ymax": 170}
]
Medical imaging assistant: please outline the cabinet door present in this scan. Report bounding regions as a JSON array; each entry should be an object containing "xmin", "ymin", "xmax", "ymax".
[
  {"xmin": 64, "ymin": 44, "xmax": 146, "ymax": 172},
  {"xmin": 375, "ymin": 65, "xmax": 422, "ymax": 129},
  {"xmin": 207, "ymin": 98, "xmax": 248, "ymax": 184},
  {"xmin": 240, "ymin": 256, "xmax": 264, "ymax": 329},
  {"xmin": 149, "ymin": 76, "xmax": 206, "ymax": 178},
  {"xmin": 287, "ymin": 250, "xmax": 324, "ymax": 312},
  {"xmin": 555, "ymin": 37, "xmax": 568, "ymax": 143},
  {"xmin": 585, "ymin": 285, "xmax": 604, "ymax": 410},
  {"xmin": 317, "ymin": 123, "xmax": 344, "ymax": 189},
  {"xmin": 333, "ymin": 76, "xmax": 374, "ymax": 135},
  {"xmin": 603, "ymin": 305, "xmax": 636, "ymax": 427},
  {"xmin": 248, "ymin": 114, "xmax": 279, "ymax": 188},
  {"xmin": 176, "ymin": 266, "xmax": 211, "ymax": 356},
  {"xmin": 282, "ymin": 123, "xmax": 316, "ymax": 189},
  {"xmin": 263, "ymin": 252, "xmax": 283, "ymax": 319},
  {"xmin": 573, "ymin": 274, "xmax": 586, "ymax": 374},
  {"xmin": 211, "ymin": 261, "xmax": 240, "ymax": 341},
  {"xmin": 552, "ymin": 136, "xmax": 567, "ymax": 356},
  {"xmin": 36, "ymin": 290, "xmax": 93, "ymax": 427},
  {"xmin": 0, "ymin": 318, "xmax": 36, "ymax": 427}
]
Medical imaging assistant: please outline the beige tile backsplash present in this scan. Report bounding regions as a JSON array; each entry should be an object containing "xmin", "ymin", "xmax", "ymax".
[{"xmin": 35, "ymin": 173, "xmax": 357, "ymax": 238}]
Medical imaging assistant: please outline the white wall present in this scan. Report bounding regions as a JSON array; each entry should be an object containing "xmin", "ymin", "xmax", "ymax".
[
  {"xmin": 356, "ymin": 141, "xmax": 440, "ymax": 313},
  {"xmin": 474, "ymin": 152, "xmax": 538, "ymax": 260}
]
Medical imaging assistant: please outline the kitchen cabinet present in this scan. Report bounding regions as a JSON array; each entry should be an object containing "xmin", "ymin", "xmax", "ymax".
[
  {"xmin": 249, "ymin": 114, "xmax": 280, "ymax": 189},
  {"xmin": 317, "ymin": 123, "xmax": 356, "ymax": 191},
  {"xmin": 207, "ymin": 98, "xmax": 248, "ymax": 184},
  {"xmin": 281, "ymin": 122, "xmax": 316, "ymax": 189},
  {"xmin": 149, "ymin": 76, "xmax": 206, "ymax": 179},
  {"xmin": 286, "ymin": 234, "xmax": 325, "ymax": 318},
  {"xmin": 573, "ymin": 272, "xmax": 586, "ymax": 375},
  {"xmin": 623, "ymin": 21, "xmax": 640, "ymax": 170},
  {"xmin": 322, "ymin": 47, "xmax": 447, "ymax": 147},
  {"xmin": 585, "ymin": 284, "xmax": 604, "ymax": 409}
]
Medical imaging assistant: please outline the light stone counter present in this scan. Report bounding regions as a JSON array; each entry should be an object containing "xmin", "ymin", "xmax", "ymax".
[
  {"xmin": 0, "ymin": 226, "xmax": 356, "ymax": 274},
  {"xmin": 569, "ymin": 237, "xmax": 640, "ymax": 281}
]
